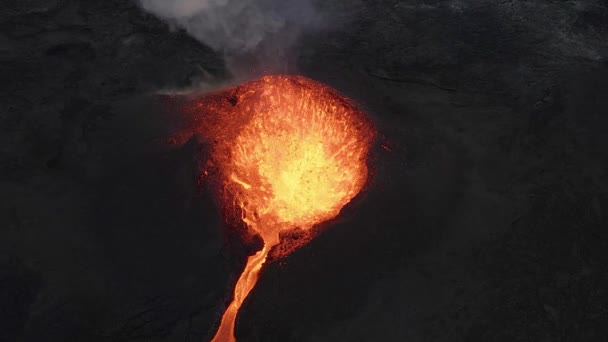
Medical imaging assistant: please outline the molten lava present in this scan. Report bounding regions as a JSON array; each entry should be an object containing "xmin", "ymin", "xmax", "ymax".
[{"xmin": 177, "ymin": 75, "xmax": 374, "ymax": 341}]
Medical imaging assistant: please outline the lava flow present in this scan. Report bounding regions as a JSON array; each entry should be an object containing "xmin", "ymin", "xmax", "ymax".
[{"xmin": 175, "ymin": 75, "xmax": 375, "ymax": 341}]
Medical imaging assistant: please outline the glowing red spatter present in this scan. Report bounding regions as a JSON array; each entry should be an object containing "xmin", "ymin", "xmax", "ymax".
[{"xmin": 173, "ymin": 75, "xmax": 374, "ymax": 341}]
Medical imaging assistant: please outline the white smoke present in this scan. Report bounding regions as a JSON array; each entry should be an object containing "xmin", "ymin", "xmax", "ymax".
[{"xmin": 138, "ymin": 0, "xmax": 322, "ymax": 77}]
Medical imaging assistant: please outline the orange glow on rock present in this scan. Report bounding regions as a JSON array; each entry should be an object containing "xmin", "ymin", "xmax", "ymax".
[{"xmin": 176, "ymin": 75, "xmax": 374, "ymax": 341}]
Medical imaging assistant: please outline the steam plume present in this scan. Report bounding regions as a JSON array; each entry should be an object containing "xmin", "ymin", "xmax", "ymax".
[{"xmin": 138, "ymin": 0, "xmax": 322, "ymax": 77}]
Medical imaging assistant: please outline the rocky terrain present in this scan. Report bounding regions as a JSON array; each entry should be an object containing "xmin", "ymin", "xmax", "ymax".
[{"xmin": 2, "ymin": 0, "xmax": 608, "ymax": 341}]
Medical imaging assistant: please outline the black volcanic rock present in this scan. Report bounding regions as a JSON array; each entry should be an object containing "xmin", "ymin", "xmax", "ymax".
[{"xmin": 1, "ymin": 0, "xmax": 608, "ymax": 341}]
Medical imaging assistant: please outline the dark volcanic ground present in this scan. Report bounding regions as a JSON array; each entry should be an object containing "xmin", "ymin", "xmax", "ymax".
[{"xmin": 2, "ymin": 1, "xmax": 608, "ymax": 341}]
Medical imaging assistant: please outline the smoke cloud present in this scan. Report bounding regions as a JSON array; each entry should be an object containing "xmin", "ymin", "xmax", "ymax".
[{"xmin": 138, "ymin": 0, "xmax": 322, "ymax": 77}]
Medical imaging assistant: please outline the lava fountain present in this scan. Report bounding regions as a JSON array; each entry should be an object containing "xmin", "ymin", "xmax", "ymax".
[{"xmin": 173, "ymin": 75, "xmax": 374, "ymax": 341}]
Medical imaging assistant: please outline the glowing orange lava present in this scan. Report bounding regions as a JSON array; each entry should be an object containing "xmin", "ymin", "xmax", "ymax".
[{"xmin": 176, "ymin": 75, "xmax": 374, "ymax": 341}]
